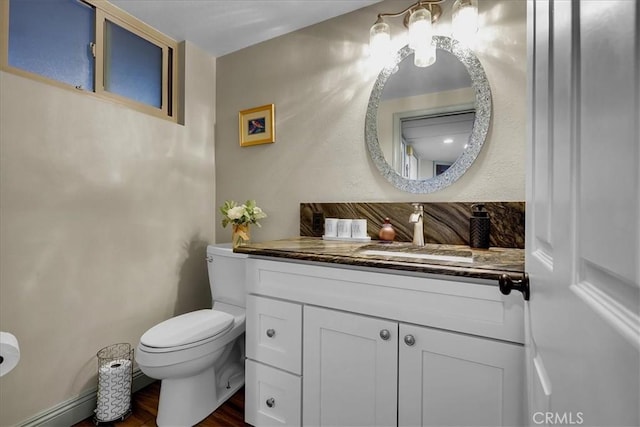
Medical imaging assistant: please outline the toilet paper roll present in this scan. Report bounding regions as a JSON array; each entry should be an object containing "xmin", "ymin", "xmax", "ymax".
[
  {"xmin": 95, "ymin": 359, "xmax": 132, "ymax": 422},
  {"xmin": 0, "ymin": 332, "xmax": 20, "ymax": 377}
]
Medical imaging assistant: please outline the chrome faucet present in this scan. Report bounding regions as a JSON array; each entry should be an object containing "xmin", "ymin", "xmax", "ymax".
[{"xmin": 409, "ymin": 203, "xmax": 425, "ymax": 246}]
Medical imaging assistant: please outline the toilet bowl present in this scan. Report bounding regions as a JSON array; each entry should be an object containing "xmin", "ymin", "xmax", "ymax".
[{"xmin": 135, "ymin": 244, "xmax": 248, "ymax": 426}]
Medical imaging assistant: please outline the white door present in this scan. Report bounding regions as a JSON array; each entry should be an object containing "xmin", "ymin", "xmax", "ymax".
[
  {"xmin": 303, "ymin": 306, "xmax": 398, "ymax": 427},
  {"xmin": 526, "ymin": 1, "xmax": 639, "ymax": 426},
  {"xmin": 398, "ymin": 324, "xmax": 524, "ymax": 427}
]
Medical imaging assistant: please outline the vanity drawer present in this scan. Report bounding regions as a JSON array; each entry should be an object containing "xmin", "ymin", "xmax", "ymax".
[
  {"xmin": 245, "ymin": 359, "xmax": 302, "ymax": 427},
  {"xmin": 246, "ymin": 295, "xmax": 302, "ymax": 374},
  {"xmin": 247, "ymin": 258, "xmax": 525, "ymax": 344}
]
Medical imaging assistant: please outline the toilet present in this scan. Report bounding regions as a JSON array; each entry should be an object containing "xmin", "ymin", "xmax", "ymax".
[{"xmin": 135, "ymin": 244, "xmax": 248, "ymax": 426}]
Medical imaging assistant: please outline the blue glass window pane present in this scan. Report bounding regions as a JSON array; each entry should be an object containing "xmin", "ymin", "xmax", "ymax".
[
  {"xmin": 104, "ymin": 21, "xmax": 162, "ymax": 108},
  {"xmin": 8, "ymin": 0, "xmax": 95, "ymax": 91}
]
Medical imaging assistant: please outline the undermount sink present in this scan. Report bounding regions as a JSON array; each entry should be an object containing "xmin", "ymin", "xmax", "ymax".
[{"xmin": 358, "ymin": 246, "xmax": 474, "ymax": 264}]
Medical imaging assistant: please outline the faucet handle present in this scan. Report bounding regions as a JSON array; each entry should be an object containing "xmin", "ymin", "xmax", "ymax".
[{"xmin": 409, "ymin": 203, "xmax": 425, "ymax": 247}]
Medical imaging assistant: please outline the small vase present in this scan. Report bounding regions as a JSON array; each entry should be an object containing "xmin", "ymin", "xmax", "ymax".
[
  {"xmin": 378, "ymin": 218, "xmax": 396, "ymax": 242},
  {"xmin": 232, "ymin": 223, "xmax": 250, "ymax": 248}
]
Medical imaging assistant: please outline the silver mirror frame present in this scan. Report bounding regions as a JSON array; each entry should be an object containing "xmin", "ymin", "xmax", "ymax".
[{"xmin": 365, "ymin": 36, "xmax": 492, "ymax": 193}]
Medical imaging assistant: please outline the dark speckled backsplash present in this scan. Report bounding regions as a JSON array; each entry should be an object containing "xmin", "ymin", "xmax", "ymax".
[{"xmin": 300, "ymin": 202, "xmax": 525, "ymax": 249}]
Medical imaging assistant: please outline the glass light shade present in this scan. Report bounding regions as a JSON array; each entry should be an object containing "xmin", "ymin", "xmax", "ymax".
[
  {"xmin": 451, "ymin": 0, "xmax": 478, "ymax": 46},
  {"xmin": 369, "ymin": 20, "xmax": 391, "ymax": 57},
  {"xmin": 413, "ymin": 43, "xmax": 436, "ymax": 67},
  {"xmin": 408, "ymin": 7, "xmax": 432, "ymax": 50}
]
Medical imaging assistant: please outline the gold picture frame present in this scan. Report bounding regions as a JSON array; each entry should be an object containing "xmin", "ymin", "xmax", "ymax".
[{"xmin": 239, "ymin": 104, "xmax": 275, "ymax": 147}]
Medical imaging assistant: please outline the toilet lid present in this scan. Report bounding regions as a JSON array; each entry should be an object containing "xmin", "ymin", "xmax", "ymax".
[{"xmin": 140, "ymin": 309, "xmax": 234, "ymax": 348}]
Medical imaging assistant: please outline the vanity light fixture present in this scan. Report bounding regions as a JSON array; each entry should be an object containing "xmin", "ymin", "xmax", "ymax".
[
  {"xmin": 451, "ymin": 0, "xmax": 479, "ymax": 46},
  {"xmin": 369, "ymin": 0, "xmax": 479, "ymax": 67}
]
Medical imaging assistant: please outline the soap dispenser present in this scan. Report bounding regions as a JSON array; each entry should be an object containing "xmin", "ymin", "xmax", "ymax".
[{"xmin": 470, "ymin": 204, "xmax": 490, "ymax": 249}]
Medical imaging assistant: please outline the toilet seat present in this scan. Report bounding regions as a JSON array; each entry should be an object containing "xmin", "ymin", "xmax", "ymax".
[{"xmin": 140, "ymin": 309, "xmax": 234, "ymax": 353}]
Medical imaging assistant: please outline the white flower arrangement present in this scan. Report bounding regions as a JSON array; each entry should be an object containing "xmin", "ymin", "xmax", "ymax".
[{"xmin": 220, "ymin": 200, "xmax": 267, "ymax": 228}]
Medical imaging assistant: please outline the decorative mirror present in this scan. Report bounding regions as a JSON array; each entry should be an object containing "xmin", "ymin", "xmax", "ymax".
[{"xmin": 365, "ymin": 36, "xmax": 492, "ymax": 193}]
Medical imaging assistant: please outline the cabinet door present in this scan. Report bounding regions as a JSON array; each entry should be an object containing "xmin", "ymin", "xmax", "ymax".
[
  {"xmin": 399, "ymin": 324, "xmax": 524, "ymax": 427},
  {"xmin": 303, "ymin": 306, "xmax": 398, "ymax": 427}
]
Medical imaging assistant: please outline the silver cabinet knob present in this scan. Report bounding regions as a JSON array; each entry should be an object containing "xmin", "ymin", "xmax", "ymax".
[
  {"xmin": 266, "ymin": 329, "xmax": 276, "ymax": 338},
  {"xmin": 404, "ymin": 334, "xmax": 416, "ymax": 346},
  {"xmin": 266, "ymin": 397, "xmax": 275, "ymax": 408},
  {"xmin": 379, "ymin": 329, "xmax": 391, "ymax": 340}
]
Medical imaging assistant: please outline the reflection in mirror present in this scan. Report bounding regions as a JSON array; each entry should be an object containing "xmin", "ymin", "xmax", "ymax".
[
  {"xmin": 379, "ymin": 49, "xmax": 475, "ymax": 179},
  {"xmin": 399, "ymin": 110, "xmax": 475, "ymax": 179},
  {"xmin": 365, "ymin": 36, "xmax": 492, "ymax": 194}
]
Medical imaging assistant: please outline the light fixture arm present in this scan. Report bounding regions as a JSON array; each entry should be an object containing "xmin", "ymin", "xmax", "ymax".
[
  {"xmin": 374, "ymin": 0, "xmax": 446, "ymax": 27},
  {"xmin": 369, "ymin": 0, "xmax": 479, "ymax": 68}
]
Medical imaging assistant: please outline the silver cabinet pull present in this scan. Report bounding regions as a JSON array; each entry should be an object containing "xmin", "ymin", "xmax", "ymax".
[
  {"xmin": 266, "ymin": 329, "xmax": 276, "ymax": 338},
  {"xmin": 266, "ymin": 397, "xmax": 275, "ymax": 408},
  {"xmin": 379, "ymin": 329, "xmax": 391, "ymax": 340},
  {"xmin": 404, "ymin": 334, "xmax": 416, "ymax": 346}
]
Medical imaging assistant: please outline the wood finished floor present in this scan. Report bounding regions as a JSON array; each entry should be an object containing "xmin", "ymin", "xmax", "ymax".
[{"xmin": 73, "ymin": 381, "xmax": 250, "ymax": 427}]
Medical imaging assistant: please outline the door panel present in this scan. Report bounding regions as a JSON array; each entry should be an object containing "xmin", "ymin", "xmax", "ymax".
[
  {"xmin": 532, "ymin": 0, "xmax": 554, "ymax": 259},
  {"xmin": 572, "ymin": 0, "xmax": 640, "ymax": 345},
  {"xmin": 526, "ymin": 1, "xmax": 639, "ymax": 426}
]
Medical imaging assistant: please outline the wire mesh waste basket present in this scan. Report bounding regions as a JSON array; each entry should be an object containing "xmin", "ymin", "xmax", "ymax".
[{"xmin": 94, "ymin": 343, "xmax": 133, "ymax": 424}]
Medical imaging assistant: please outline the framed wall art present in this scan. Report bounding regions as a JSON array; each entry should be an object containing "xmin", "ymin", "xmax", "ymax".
[{"xmin": 238, "ymin": 104, "xmax": 275, "ymax": 147}]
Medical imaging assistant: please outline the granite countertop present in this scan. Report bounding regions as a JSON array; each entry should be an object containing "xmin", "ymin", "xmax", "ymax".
[{"xmin": 234, "ymin": 237, "xmax": 525, "ymax": 281}]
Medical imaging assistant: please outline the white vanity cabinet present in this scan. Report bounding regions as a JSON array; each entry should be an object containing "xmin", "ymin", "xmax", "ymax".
[
  {"xmin": 244, "ymin": 258, "xmax": 525, "ymax": 427},
  {"xmin": 301, "ymin": 306, "xmax": 524, "ymax": 427}
]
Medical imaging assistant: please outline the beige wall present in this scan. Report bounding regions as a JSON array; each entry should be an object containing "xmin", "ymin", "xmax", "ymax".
[
  {"xmin": 0, "ymin": 42, "xmax": 216, "ymax": 425},
  {"xmin": 215, "ymin": 0, "xmax": 526, "ymax": 243}
]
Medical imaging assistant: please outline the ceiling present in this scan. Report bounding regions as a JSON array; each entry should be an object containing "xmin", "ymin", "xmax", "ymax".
[{"xmin": 110, "ymin": 0, "xmax": 382, "ymax": 57}]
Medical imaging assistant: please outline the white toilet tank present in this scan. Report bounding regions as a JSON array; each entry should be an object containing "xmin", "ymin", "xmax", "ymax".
[{"xmin": 206, "ymin": 244, "xmax": 248, "ymax": 308}]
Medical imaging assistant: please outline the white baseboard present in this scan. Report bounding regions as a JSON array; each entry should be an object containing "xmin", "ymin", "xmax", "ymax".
[{"xmin": 17, "ymin": 369, "xmax": 156, "ymax": 427}]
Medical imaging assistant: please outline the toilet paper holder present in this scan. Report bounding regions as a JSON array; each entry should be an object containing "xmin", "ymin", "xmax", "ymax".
[
  {"xmin": 94, "ymin": 343, "xmax": 134, "ymax": 425},
  {"xmin": 0, "ymin": 331, "xmax": 21, "ymax": 377}
]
